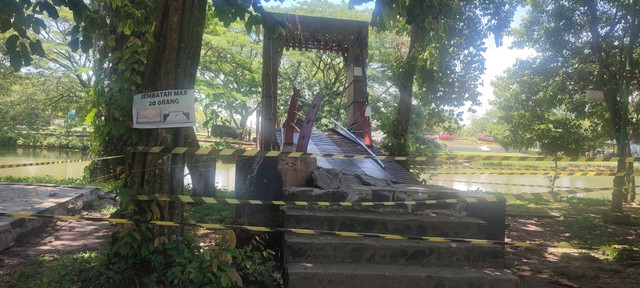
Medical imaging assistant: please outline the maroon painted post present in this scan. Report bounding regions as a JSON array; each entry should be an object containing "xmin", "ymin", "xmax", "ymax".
[
  {"xmin": 296, "ymin": 92, "xmax": 324, "ymax": 152},
  {"xmin": 355, "ymin": 102, "xmax": 373, "ymax": 146},
  {"xmin": 284, "ymin": 89, "xmax": 300, "ymax": 144}
]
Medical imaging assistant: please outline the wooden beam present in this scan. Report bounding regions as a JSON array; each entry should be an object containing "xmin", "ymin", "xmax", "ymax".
[
  {"xmin": 296, "ymin": 93, "xmax": 324, "ymax": 152},
  {"xmin": 284, "ymin": 89, "xmax": 300, "ymax": 144}
]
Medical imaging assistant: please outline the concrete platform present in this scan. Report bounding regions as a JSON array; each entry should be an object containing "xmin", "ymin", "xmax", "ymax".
[
  {"xmin": 284, "ymin": 208, "xmax": 488, "ymax": 239},
  {"xmin": 287, "ymin": 263, "xmax": 518, "ymax": 288},
  {"xmin": 285, "ymin": 234, "xmax": 505, "ymax": 268},
  {"xmin": 0, "ymin": 183, "xmax": 100, "ymax": 251}
]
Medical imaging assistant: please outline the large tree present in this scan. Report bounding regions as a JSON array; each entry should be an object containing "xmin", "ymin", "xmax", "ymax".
[
  {"xmin": 2, "ymin": 0, "xmax": 278, "ymax": 275},
  {"xmin": 492, "ymin": 0, "xmax": 639, "ymax": 214},
  {"xmin": 0, "ymin": 5, "xmax": 96, "ymax": 133},
  {"xmin": 351, "ymin": 0, "xmax": 516, "ymax": 159},
  {"xmin": 198, "ymin": 16, "xmax": 262, "ymax": 134},
  {"xmin": 492, "ymin": 61, "xmax": 610, "ymax": 156},
  {"xmin": 0, "ymin": 55, "xmax": 86, "ymax": 132},
  {"xmin": 37, "ymin": 7, "xmax": 95, "ymax": 89}
]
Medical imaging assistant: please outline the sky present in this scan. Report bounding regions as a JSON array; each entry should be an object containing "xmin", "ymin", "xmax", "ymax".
[
  {"xmin": 460, "ymin": 7, "xmax": 536, "ymax": 125},
  {"xmin": 462, "ymin": 35, "xmax": 536, "ymax": 125}
]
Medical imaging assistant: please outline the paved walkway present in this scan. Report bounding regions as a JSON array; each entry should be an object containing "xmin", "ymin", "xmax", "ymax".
[{"xmin": 0, "ymin": 183, "xmax": 99, "ymax": 250}]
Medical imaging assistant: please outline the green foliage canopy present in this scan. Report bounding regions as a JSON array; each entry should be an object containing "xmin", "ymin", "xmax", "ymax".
[
  {"xmin": 198, "ymin": 13, "xmax": 262, "ymax": 132},
  {"xmin": 351, "ymin": 0, "xmax": 517, "ymax": 157},
  {"xmin": 492, "ymin": 0, "xmax": 639, "ymax": 156}
]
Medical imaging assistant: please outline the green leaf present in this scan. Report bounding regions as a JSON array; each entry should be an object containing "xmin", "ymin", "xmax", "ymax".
[
  {"xmin": 151, "ymin": 203, "xmax": 161, "ymax": 219},
  {"xmin": 31, "ymin": 21, "xmax": 41, "ymax": 34},
  {"xmin": 80, "ymin": 34, "xmax": 92, "ymax": 53},
  {"xmin": 222, "ymin": 247, "xmax": 239, "ymax": 257},
  {"xmin": 84, "ymin": 108, "xmax": 97, "ymax": 125},
  {"xmin": 220, "ymin": 273, "xmax": 230, "ymax": 287},
  {"xmin": 24, "ymin": 13, "xmax": 33, "ymax": 28},
  {"xmin": 69, "ymin": 25, "xmax": 80, "ymax": 36},
  {"xmin": 5, "ymin": 34, "xmax": 20, "ymax": 52},
  {"xmin": 0, "ymin": 17, "xmax": 11, "ymax": 33},
  {"xmin": 146, "ymin": 32, "xmax": 154, "ymax": 43},
  {"xmin": 228, "ymin": 269, "xmax": 243, "ymax": 286},
  {"xmin": 29, "ymin": 40, "xmax": 46, "ymax": 57},
  {"xmin": 245, "ymin": 14, "xmax": 257, "ymax": 34},
  {"xmin": 19, "ymin": 42, "xmax": 32, "ymax": 66},
  {"xmin": 72, "ymin": 7, "xmax": 83, "ymax": 26},
  {"xmin": 12, "ymin": 13, "xmax": 25, "ymax": 34},
  {"xmin": 124, "ymin": 20, "xmax": 133, "ymax": 35},
  {"xmin": 111, "ymin": 50, "xmax": 121, "ymax": 61},
  {"xmin": 40, "ymin": 1, "xmax": 59, "ymax": 20},
  {"xmin": 107, "ymin": 36, "xmax": 116, "ymax": 47},
  {"xmin": 219, "ymin": 260, "xmax": 231, "ymax": 271},
  {"xmin": 189, "ymin": 271, "xmax": 202, "ymax": 282},
  {"xmin": 14, "ymin": 26, "xmax": 28, "ymax": 38},
  {"xmin": 69, "ymin": 37, "xmax": 79, "ymax": 52},
  {"xmin": 10, "ymin": 51, "xmax": 23, "ymax": 71}
]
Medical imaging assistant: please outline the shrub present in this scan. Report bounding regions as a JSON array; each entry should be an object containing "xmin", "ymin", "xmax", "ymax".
[
  {"xmin": 438, "ymin": 133, "xmax": 457, "ymax": 141},
  {"xmin": 476, "ymin": 135, "xmax": 495, "ymax": 142},
  {"xmin": 2, "ymin": 131, "xmax": 90, "ymax": 150},
  {"xmin": 98, "ymin": 231, "xmax": 282, "ymax": 287},
  {"xmin": 0, "ymin": 135, "xmax": 18, "ymax": 146},
  {"xmin": 9, "ymin": 252, "xmax": 102, "ymax": 288}
]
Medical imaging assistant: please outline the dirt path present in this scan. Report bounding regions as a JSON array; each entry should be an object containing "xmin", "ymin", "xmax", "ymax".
[
  {"xmin": 505, "ymin": 204, "xmax": 640, "ymax": 288},
  {"xmin": 0, "ymin": 199, "xmax": 115, "ymax": 279}
]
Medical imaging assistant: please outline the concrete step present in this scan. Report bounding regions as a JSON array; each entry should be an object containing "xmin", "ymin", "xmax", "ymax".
[
  {"xmin": 282, "ymin": 186, "xmax": 472, "ymax": 215},
  {"xmin": 283, "ymin": 208, "xmax": 487, "ymax": 239},
  {"xmin": 283, "ymin": 185, "xmax": 468, "ymax": 202},
  {"xmin": 286, "ymin": 263, "xmax": 518, "ymax": 288},
  {"xmin": 284, "ymin": 234, "xmax": 504, "ymax": 268}
]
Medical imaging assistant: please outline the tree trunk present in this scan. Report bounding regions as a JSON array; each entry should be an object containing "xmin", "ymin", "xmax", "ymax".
[
  {"xmin": 392, "ymin": 18, "xmax": 424, "ymax": 167},
  {"xmin": 124, "ymin": 0, "xmax": 208, "ymax": 238},
  {"xmin": 586, "ymin": 0, "xmax": 627, "ymax": 214}
]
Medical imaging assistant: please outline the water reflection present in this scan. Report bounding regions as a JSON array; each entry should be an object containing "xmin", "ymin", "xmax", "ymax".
[
  {"xmin": 215, "ymin": 161, "xmax": 236, "ymax": 190},
  {"xmin": 430, "ymin": 173, "xmax": 629, "ymax": 199},
  {"xmin": 0, "ymin": 147, "xmax": 90, "ymax": 179},
  {"xmin": 2, "ymin": 147, "xmax": 629, "ymax": 199},
  {"xmin": 182, "ymin": 161, "xmax": 237, "ymax": 191}
]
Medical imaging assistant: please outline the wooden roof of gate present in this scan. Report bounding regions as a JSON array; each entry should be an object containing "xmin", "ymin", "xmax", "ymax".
[{"xmin": 272, "ymin": 13, "xmax": 369, "ymax": 56}]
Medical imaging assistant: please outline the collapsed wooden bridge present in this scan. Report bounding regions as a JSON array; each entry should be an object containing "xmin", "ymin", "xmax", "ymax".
[{"xmin": 235, "ymin": 13, "xmax": 518, "ymax": 287}]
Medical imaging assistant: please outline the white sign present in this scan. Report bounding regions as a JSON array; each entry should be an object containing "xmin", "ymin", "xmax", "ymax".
[
  {"xmin": 132, "ymin": 89, "xmax": 196, "ymax": 128},
  {"xmin": 353, "ymin": 66, "xmax": 363, "ymax": 77}
]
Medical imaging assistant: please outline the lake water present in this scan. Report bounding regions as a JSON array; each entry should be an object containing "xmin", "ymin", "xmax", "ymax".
[
  {"xmin": 0, "ymin": 147, "xmax": 236, "ymax": 190},
  {"xmin": 431, "ymin": 174, "xmax": 620, "ymax": 199},
  {"xmin": 0, "ymin": 147, "xmax": 631, "ymax": 198},
  {"xmin": 186, "ymin": 160, "xmax": 236, "ymax": 190},
  {"xmin": 0, "ymin": 147, "xmax": 90, "ymax": 179}
]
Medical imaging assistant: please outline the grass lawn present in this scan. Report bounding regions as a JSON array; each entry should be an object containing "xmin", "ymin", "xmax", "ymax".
[{"xmin": 435, "ymin": 150, "xmax": 619, "ymax": 169}]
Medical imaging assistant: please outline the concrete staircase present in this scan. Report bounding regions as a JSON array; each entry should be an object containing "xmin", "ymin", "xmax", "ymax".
[{"xmin": 281, "ymin": 184, "xmax": 518, "ymax": 288}]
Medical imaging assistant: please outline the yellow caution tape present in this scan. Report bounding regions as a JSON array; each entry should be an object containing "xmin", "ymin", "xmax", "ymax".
[
  {"xmin": 0, "ymin": 211, "xmax": 632, "ymax": 252},
  {"xmin": 0, "ymin": 155, "xmax": 125, "ymax": 169},
  {"xmin": 135, "ymin": 187, "xmax": 614, "ymax": 206},
  {"xmin": 435, "ymin": 165, "xmax": 618, "ymax": 173},
  {"xmin": 433, "ymin": 171, "xmax": 636, "ymax": 176},
  {"xmin": 131, "ymin": 146, "xmax": 637, "ymax": 163}
]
